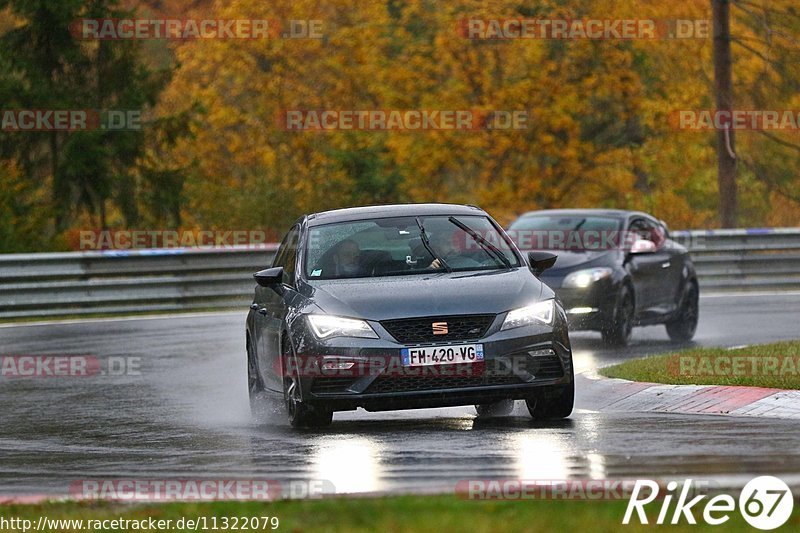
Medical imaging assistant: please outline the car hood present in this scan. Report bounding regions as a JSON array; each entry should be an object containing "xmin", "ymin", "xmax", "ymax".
[
  {"xmin": 300, "ymin": 268, "xmax": 546, "ymax": 321},
  {"xmin": 534, "ymin": 249, "xmax": 619, "ymax": 288}
]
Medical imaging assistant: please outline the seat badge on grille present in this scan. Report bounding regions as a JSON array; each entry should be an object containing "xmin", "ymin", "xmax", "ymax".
[{"xmin": 432, "ymin": 322, "xmax": 449, "ymax": 335}]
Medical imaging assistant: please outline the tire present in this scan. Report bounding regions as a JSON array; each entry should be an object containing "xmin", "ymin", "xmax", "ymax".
[
  {"xmin": 666, "ymin": 282, "xmax": 699, "ymax": 342},
  {"xmin": 282, "ymin": 340, "xmax": 333, "ymax": 428},
  {"xmin": 475, "ymin": 399, "xmax": 515, "ymax": 417},
  {"xmin": 247, "ymin": 337, "xmax": 267, "ymax": 413},
  {"xmin": 602, "ymin": 285, "xmax": 634, "ymax": 347},
  {"xmin": 525, "ymin": 379, "xmax": 574, "ymax": 420}
]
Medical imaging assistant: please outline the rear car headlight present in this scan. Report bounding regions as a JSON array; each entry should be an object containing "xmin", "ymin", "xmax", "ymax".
[
  {"xmin": 562, "ymin": 267, "xmax": 613, "ymax": 288},
  {"xmin": 501, "ymin": 299, "xmax": 555, "ymax": 330},
  {"xmin": 307, "ymin": 314, "xmax": 379, "ymax": 339}
]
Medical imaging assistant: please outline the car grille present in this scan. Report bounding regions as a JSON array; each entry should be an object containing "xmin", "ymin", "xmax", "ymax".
[
  {"xmin": 364, "ymin": 353, "xmax": 564, "ymax": 394},
  {"xmin": 366, "ymin": 373, "xmax": 520, "ymax": 394},
  {"xmin": 381, "ymin": 314, "xmax": 495, "ymax": 344}
]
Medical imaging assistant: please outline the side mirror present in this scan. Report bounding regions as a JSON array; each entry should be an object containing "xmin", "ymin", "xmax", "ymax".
[
  {"xmin": 254, "ymin": 267, "xmax": 284, "ymax": 288},
  {"xmin": 527, "ymin": 251, "xmax": 557, "ymax": 276},
  {"xmin": 630, "ymin": 239, "xmax": 657, "ymax": 254}
]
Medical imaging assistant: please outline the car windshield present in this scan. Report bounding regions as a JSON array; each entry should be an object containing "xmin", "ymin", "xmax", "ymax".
[
  {"xmin": 508, "ymin": 215, "xmax": 624, "ymax": 251},
  {"xmin": 304, "ymin": 215, "xmax": 520, "ymax": 280}
]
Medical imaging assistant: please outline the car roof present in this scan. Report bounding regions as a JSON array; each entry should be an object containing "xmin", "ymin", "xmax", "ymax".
[
  {"xmin": 514, "ymin": 208, "xmax": 651, "ymax": 220},
  {"xmin": 305, "ymin": 203, "xmax": 486, "ymax": 226}
]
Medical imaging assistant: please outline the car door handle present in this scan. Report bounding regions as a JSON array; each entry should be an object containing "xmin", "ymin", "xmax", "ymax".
[{"xmin": 661, "ymin": 261, "xmax": 671, "ymax": 269}]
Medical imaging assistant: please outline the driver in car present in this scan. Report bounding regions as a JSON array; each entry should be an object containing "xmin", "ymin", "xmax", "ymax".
[
  {"xmin": 332, "ymin": 239, "xmax": 363, "ymax": 277},
  {"xmin": 427, "ymin": 231, "xmax": 481, "ymax": 269}
]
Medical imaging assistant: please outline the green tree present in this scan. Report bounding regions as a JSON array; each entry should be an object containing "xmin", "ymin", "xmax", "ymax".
[{"xmin": 0, "ymin": 0, "xmax": 189, "ymax": 249}]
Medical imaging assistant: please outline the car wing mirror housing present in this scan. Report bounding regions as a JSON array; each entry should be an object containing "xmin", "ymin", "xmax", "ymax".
[
  {"xmin": 527, "ymin": 251, "xmax": 557, "ymax": 276},
  {"xmin": 629, "ymin": 239, "xmax": 657, "ymax": 255},
  {"xmin": 254, "ymin": 267, "xmax": 284, "ymax": 288}
]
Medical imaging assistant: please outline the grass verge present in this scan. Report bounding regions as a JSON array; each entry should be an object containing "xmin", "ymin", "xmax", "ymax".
[
  {"xmin": 601, "ymin": 341, "xmax": 800, "ymax": 389},
  {"xmin": 2, "ymin": 495, "xmax": 799, "ymax": 532}
]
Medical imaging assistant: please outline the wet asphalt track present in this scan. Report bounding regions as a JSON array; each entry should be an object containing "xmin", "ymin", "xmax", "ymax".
[{"xmin": 2, "ymin": 292, "xmax": 800, "ymax": 497}]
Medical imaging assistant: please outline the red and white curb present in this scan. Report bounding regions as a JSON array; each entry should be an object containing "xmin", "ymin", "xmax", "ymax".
[
  {"xmin": 0, "ymin": 494, "xmax": 57, "ymax": 505},
  {"xmin": 578, "ymin": 373, "xmax": 800, "ymax": 419}
]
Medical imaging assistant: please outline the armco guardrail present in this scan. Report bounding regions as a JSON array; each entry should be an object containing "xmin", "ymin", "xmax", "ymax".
[
  {"xmin": 672, "ymin": 227, "xmax": 800, "ymax": 293},
  {"xmin": 0, "ymin": 228, "xmax": 798, "ymax": 320},
  {"xmin": 0, "ymin": 247, "xmax": 277, "ymax": 320}
]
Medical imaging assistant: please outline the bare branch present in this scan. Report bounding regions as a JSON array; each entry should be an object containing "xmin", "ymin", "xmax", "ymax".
[{"xmin": 756, "ymin": 130, "xmax": 800, "ymax": 154}]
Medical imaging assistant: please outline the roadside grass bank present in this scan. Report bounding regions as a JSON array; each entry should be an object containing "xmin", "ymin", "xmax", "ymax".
[
  {"xmin": 601, "ymin": 341, "xmax": 800, "ymax": 389},
  {"xmin": 2, "ymin": 495, "xmax": 798, "ymax": 532}
]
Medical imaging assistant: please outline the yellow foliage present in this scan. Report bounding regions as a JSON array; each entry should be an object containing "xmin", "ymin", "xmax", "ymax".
[{"xmin": 153, "ymin": 0, "xmax": 800, "ymax": 232}]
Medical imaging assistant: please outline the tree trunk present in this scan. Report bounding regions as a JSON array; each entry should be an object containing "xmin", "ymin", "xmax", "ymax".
[
  {"xmin": 50, "ymin": 131, "xmax": 67, "ymax": 232},
  {"xmin": 712, "ymin": 0, "xmax": 738, "ymax": 227}
]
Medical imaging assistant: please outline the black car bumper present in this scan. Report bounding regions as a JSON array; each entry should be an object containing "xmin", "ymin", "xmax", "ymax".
[
  {"xmin": 310, "ymin": 380, "xmax": 570, "ymax": 412},
  {"xmin": 289, "ymin": 313, "xmax": 573, "ymax": 412},
  {"xmin": 538, "ymin": 276, "xmax": 619, "ymax": 331}
]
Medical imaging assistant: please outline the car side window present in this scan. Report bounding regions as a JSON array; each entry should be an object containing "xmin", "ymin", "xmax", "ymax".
[
  {"xmin": 273, "ymin": 225, "xmax": 300, "ymax": 286},
  {"xmin": 272, "ymin": 232, "xmax": 290, "ymax": 269},
  {"xmin": 282, "ymin": 228, "xmax": 299, "ymax": 286},
  {"xmin": 629, "ymin": 218, "xmax": 664, "ymax": 249},
  {"xmin": 652, "ymin": 222, "xmax": 667, "ymax": 247}
]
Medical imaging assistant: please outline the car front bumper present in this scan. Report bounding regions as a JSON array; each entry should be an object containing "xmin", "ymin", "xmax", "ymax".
[
  {"xmin": 288, "ymin": 312, "xmax": 573, "ymax": 412},
  {"xmin": 538, "ymin": 275, "xmax": 618, "ymax": 331}
]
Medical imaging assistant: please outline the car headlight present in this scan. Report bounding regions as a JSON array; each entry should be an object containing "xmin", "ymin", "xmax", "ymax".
[
  {"xmin": 501, "ymin": 299, "xmax": 555, "ymax": 330},
  {"xmin": 307, "ymin": 314, "xmax": 379, "ymax": 339},
  {"xmin": 562, "ymin": 267, "xmax": 613, "ymax": 289}
]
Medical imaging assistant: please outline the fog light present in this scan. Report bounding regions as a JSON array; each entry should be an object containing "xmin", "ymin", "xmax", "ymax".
[
  {"xmin": 321, "ymin": 361, "xmax": 355, "ymax": 371},
  {"xmin": 527, "ymin": 348, "xmax": 556, "ymax": 357},
  {"xmin": 567, "ymin": 307, "xmax": 597, "ymax": 314}
]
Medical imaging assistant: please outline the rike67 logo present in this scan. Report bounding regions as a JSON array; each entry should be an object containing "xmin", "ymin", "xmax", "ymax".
[{"xmin": 624, "ymin": 476, "xmax": 794, "ymax": 529}]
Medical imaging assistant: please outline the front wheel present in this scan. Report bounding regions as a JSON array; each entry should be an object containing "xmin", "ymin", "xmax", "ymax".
[
  {"xmin": 666, "ymin": 282, "xmax": 699, "ymax": 342},
  {"xmin": 247, "ymin": 337, "xmax": 265, "ymax": 412},
  {"xmin": 602, "ymin": 286, "xmax": 634, "ymax": 347},
  {"xmin": 525, "ymin": 380, "xmax": 574, "ymax": 420},
  {"xmin": 475, "ymin": 399, "xmax": 515, "ymax": 417},
  {"xmin": 283, "ymin": 341, "xmax": 332, "ymax": 428}
]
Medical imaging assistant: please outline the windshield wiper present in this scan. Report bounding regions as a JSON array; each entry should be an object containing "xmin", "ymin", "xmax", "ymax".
[
  {"xmin": 448, "ymin": 217, "xmax": 512, "ymax": 269},
  {"xmin": 415, "ymin": 218, "xmax": 452, "ymax": 272}
]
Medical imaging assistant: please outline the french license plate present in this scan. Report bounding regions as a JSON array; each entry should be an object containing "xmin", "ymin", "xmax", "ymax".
[{"xmin": 401, "ymin": 344, "xmax": 484, "ymax": 367}]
